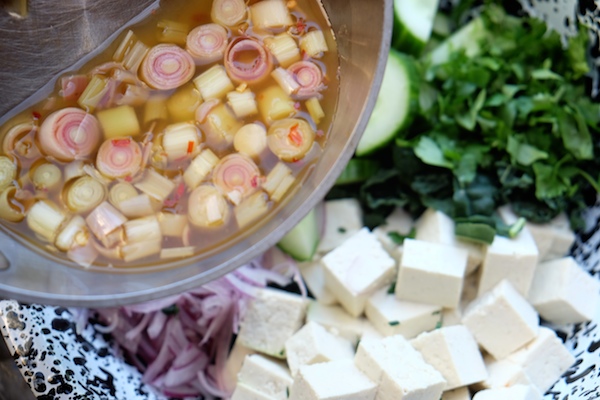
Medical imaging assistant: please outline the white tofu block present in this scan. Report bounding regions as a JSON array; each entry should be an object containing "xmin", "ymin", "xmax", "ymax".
[
  {"xmin": 306, "ymin": 302, "xmax": 370, "ymax": 343},
  {"xmin": 442, "ymin": 387, "xmax": 471, "ymax": 400},
  {"xmin": 317, "ymin": 199, "xmax": 363, "ymax": 253},
  {"xmin": 237, "ymin": 354, "xmax": 293, "ymax": 400},
  {"xmin": 441, "ymin": 308, "xmax": 462, "ymax": 328},
  {"xmin": 528, "ymin": 256, "xmax": 600, "ymax": 325},
  {"xmin": 525, "ymin": 212, "xmax": 575, "ymax": 261},
  {"xmin": 478, "ymin": 231, "xmax": 538, "ymax": 297},
  {"xmin": 472, "ymin": 385, "xmax": 542, "ymax": 400},
  {"xmin": 285, "ymin": 321, "xmax": 354, "ymax": 375},
  {"xmin": 474, "ymin": 354, "xmax": 531, "ymax": 391},
  {"xmin": 322, "ymin": 228, "xmax": 396, "ymax": 317},
  {"xmin": 231, "ymin": 383, "xmax": 279, "ymax": 400},
  {"xmin": 415, "ymin": 208, "xmax": 483, "ymax": 275},
  {"xmin": 462, "ymin": 280, "xmax": 539, "ymax": 360},
  {"xmin": 365, "ymin": 287, "xmax": 442, "ymax": 338},
  {"xmin": 237, "ymin": 288, "xmax": 309, "ymax": 358},
  {"xmin": 396, "ymin": 239, "xmax": 467, "ymax": 308},
  {"xmin": 223, "ymin": 340, "xmax": 256, "ymax": 393},
  {"xmin": 354, "ymin": 335, "xmax": 446, "ymax": 400},
  {"xmin": 507, "ymin": 327, "xmax": 575, "ymax": 394},
  {"xmin": 289, "ymin": 359, "xmax": 377, "ymax": 400},
  {"xmin": 373, "ymin": 207, "xmax": 414, "ymax": 258},
  {"xmin": 411, "ymin": 325, "xmax": 487, "ymax": 390},
  {"xmin": 299, "ymin": 259, "xmax": 338, "ymax": 305}
]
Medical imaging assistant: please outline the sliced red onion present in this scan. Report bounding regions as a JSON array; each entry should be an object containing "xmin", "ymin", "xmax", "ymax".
[
  {"xmin": 288, "ymin": 60, "xmax": 325, "ymax": 99},
  {"xmin": 212, "ymin": 153, "xmax": 261, "ymax": 201},
  {"xmin": 96, "ymin": 138, "xmax": 143, "ymax": 179},
  {"xmin": 224, "ymin": 37, "xmax": 273, "ymax": 85},
  {"xmin": 38, "ymin": 107, "xmax": 102, "ymax": 161},
  {"xmin": 140, "ymin": 44, "xmax": 196, "ymax": 90},
  {"xmin": 211, "ymin": 0, "xmax": 247, "ymax": 27},
  {"xmin": 186, "ymin": 23, "xmax": 228, "ymax": 65},
  {"xmin": 60, "ymin": 75, "xmax": 89, "ymax": 101}
]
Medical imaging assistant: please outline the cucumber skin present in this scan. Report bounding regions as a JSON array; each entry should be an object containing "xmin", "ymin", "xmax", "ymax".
[
  {"xmin": 393, "ymin": 13, "xmax": 426, "ymax": 56},
  {"xmin": 277, "ymin": 209, "xmax": 319, "ymax": 261},
  {"xmin": 355, "ymin": 50, "xmax": 421, "ymax": 157}
]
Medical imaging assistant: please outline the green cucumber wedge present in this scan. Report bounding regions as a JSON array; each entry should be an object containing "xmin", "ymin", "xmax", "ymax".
[
  {"xmin": 392, "ymin": 0, "xmax": 440, "ymax": 55},
  {"xmin": 277, "ymin": 209, "xmax": 319, "ymax": 261},
  {"xmin": 356, "ymin": 50, "xmax": 420, "ymax": 157},
  {"xmin": 425, "ymin": 16, "xmax": 488, "ymax": 66},
  {"xmin": 336, "ymin": 159, "xmax": 380, "ymax": 185}
]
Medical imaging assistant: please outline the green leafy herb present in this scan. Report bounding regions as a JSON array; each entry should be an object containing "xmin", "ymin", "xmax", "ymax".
[{"xmin": 388, "ymin": 321, "xmax": 400, "ymax": 326}]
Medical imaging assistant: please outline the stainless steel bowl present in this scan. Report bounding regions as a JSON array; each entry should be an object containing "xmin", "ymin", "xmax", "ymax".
[{"xmin": 0, "ymin": 0, "xmax": 392, "ymax": 306}]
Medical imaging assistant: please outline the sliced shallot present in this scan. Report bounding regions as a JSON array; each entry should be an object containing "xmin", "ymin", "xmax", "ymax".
[
  {"xmin": 287, "ymin": 61, "xmax": 325, "ymax": 99},
  {"xmin": 140, "ymin": 44, "xmax": 196, "ymax": 90},
  {"xmin": 212, "ymin": 153, "xmax": 261, "ymax": 204},
  {"xmin": 96, "ymin": 138, "xmax": 143, "ymax": 179},
  {"xmin": 188, "ymin": 185, "xmax": 230, "ymax": 227},
  {"xmin": 211, "ymin": 0, "xmax": 247, "ymax": 27},
  {"xmin": 60, "ymin": 75, "xmax": 90, "ymax": 101},
  {"xmin": 224, "ymin": 37, "xmax": 273, "ymax": 85},
  {"xmin": 186, "ymin": 24, "xmax": 228, "ymax": 65}
]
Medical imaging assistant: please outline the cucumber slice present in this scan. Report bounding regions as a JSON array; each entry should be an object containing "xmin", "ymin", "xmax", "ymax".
[
  {"xmin": 356, "ymin": 50, "xmax": 420, "ymax": 157},
  {"xmin": 277, "ymin": 209, "xmax": 319, "ymax": 261},
  {"xmin": 336, "ymin": 159, "xmax": 380, "ymax": 185},
  {"xmin": 425, "ymin": 17, "xmax": 488, "ymax": 66},
  {"xmin": 392, "ymin": 0, "xmax": 440, "ymax": 55}
]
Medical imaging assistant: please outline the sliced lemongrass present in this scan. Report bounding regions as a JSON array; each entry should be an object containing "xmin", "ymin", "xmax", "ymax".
[
  {"xmin": 167, "ymin": 83, "xmax": 203, "ymax": 122},
  {"xmin": 267, "ymin": 118, "xmax": 315, "ymax": 161},
  {"xmin": 134, "ymin": 169, "xmax": 176, "ymax": 202},
  {"xmin": 211, "ymin": 0, "xmax": 247, "ymax": 27},
  {"xmin": 226, "ymin": 89, "xmax": 258, "ymax": 119},
  {"xmin": 86, "ymin": 202, "xmax": 126, "ymax": 242},
  {"xmin": 97, "ymin": 105, "xmax": 141, "ymax": 139},
  {"xmin": 257, "ymin": 85, "xmax": 295, "ymax": 123},
  {"xmin": 108, "ymin": 182, "xmax": 138, "ymax": 209},
  {"xmin": 26, "ymin": 199, "xmax": 67, "ymax": 242},
  {"xmin": 55, "ymin": 215, "xmax": 87, "ymax": 251},
  {"xmin": 162, "ymin": 122, "xmax": 202, "ymax": 161},
  {"xmin": 157, "ymin": 19, "xmax": 190, "ymax": 46},
  {"xmin": 264, "ymin": 32, "xmax": 301, "ymax": 68},
  {"xmin": 224, "ymin": 37, "xmax": 273, "ymax": 85},
  {"xmin": 149, "ymin": 143, "xmax": 169, "ymax": 171},
  {"xmin": 96, "ymin": 138, "xmax": 142, "ymax": 179},
  {"xmin": 188, "ymin": 184, "xmax": 230, "ymax": 227},
  {"xmin": 38, "ymin": 107, "xmax": 102, "ymax": 161},
  {"xmin": 305, "ymin": 97, "xmax": 325, "ymax": 124},
  {"xmin": 123, "ymin": 215, "xmax": 162, "ymax": 243},
  {"xmin": 195, "ymin": 99, "xmax": 220, "ymax": 123},
  {"xmin": 122, "ymin": 238, "xmax": 162, "ymax": 262},
  {"xmin": 123, "ymin": 41, "xmax": 149, "ymax": 73},
  {"xmin": 67, "ymin": 240, "xmax": 99, "ymax": 268},
  {"xmin": 91, "ymin": 236, "xmax": 123, "ymax": 260},
  {"xmin": 200, "ymin": 102, "xmax": 243, "ymax": 151},
  {"xmin": 271, "ymin": 67, "xmax": 300, "ymax": 96},
  {"xmin": 160, "ymin": 246, "xmax": 195, "ymax": 259},
  {"xmin": 193, "ymin": 64, "xmax": 234, "ymax": 100},
  {"xmin": 300, "ymin": 29, "xmax": 329, "ymax": 57},
  {"xmin": 213, "ymin": 153, "xmax": 261, "ymax": 203},
  {"xmin": 0, "ymin": 156, "xmax": 17, "ymax": 191},
  {"xmin": 143, "ymin": 95, "xmax": 168, "ymax": 126},
  {"xmin": 117, "ymin": 84, "xmax": 150, "ymax": 109},
  {"xmin": 233, "ymin": 123, "xmax": 267, "ymax": 158},
  {"xmin": 63, "ymin": 160, "xmax": 85, "ymax": 182},
  {"xmin": 113, "ymin": 30, "xmax": 137, "ymax": 62},
  {"xmin": 118, "ymin": 193, "xmax": 162, "ymax": 218},
  {"xmin": 183, "ymin": 148, "xmax": 220, "ymax": 189},
  {"xmin": 158, "ymin": 212, "xmax": 188, "ymax": 237},
  {"xmin": 186, "ymin": 23, "xmax": 228, "ymax": 65},
  {"xmin": 60, "ymin": 75, "xmax": 89, "ymax": 101},
  {"xmin": 31, "ymin": 163, "xmax": 61, "ymax": 191},
  {"xmin": 65, "ymin": 176, "xmax": 107, "ymax": 213},
  {"xmin": 0, "ymin": 186, "xmax": 25, "ymax": 222},
  {"xmin": 83, "ymin": 164, "xmax": 112, "ymax": 186},
  {"xmin": 234, "ymin": 190, "xmax": 269, "ymax": 228},
  {"xmin": 249, "ymin": 0, "xmax": 293, "ymax": 29},
  {"xmin": 2, "ymin": 122, "xmax": 38, "ymax": 157},
  {"xmin": 288, "ymin": 61, "xmax": 324, "ymax": 99},
  {"xmin": 77, "ymin": 75, "xmax": 109, "ymax": 112},
  {"xmin": 263, "ymin": 162, "xmax": 295, "ymax": 202},
  {"xmin": 140, "ymin": 44, "xmax": 195, "ymax": 90}
]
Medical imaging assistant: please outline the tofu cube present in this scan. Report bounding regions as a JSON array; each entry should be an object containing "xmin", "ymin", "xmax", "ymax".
[
  {"xmin": 322, "ymin": 228, "xmax": 396, "ymax": 317},
  {"xmin": 472, "ymin": 385, "xmax": 542, "ymax": 400},
  {"xmin": 462, "ymin": 280, "xmax": 539, "ymax": 360},
  {"xmin": 317, "ymin": 199, "xmax": 363, "ymax": 253},
  {"xmin": 396, "ymin": 239, "xmax": 468, "ymax": 308},
  {"xmin": 441, "ymin": 387, "xmax": 471, "ymax": 400},
  {"xmin": 365, "ymin": 287, "xmax": 442, "ymax": 338},
  {"xmin": 373, "ymin": 207, "xmax": 414, "ymax": 259},
  {"xmin": 289, "ymin": 359, "xmax": 377, "ymax": 400},
  {"xmin": 506, "ymin": 327, "xmax": 575, "ymax": 394},
  {"xmin": 411, "ymin": 325, "xmax": 487, "ymax": 390},
  {"xmin": 528, "ymin": 256, "xmax": 600, "ymax": 324},
  {"xmin": 474, "ymin": 354, "xmax": 531, "ymax": 391},
  {"xmin": 415, "ymin": 208, "xmax": 484, "ymax": 275},
  {"xmin": 525, "ymin": 212, "xmax": 575, "ymax": 261},
  {"xmin": 285, "ymin": 321, "xmax": 354, "ymax": 375},
  {"xmin": 299, "ymin": 259, "xmax": 338, "ymax": 305},
  {"xmin": 354, "ymin": 335, "xmax": 446, "ymax": 400},
  {"xmin": 237, "ymin": 288, "xmax": 309, "ymax": 358},
  {"xmin": 306, "ymin": 302, "xmax": 368, "ymax": 343},
  {"xmin": 237, "ymin": 354, "xmax": 293, "ymax": 400},
  {"xmin": 223, "ymin": 340, "xmax": 256, "ymax": 392},
  {"xmin": 231, "ymin": 383, "xmax": 279, "ymax": 400}
]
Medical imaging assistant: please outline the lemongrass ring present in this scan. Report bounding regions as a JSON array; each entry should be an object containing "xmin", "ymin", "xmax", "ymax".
[
  {"xmin": 186, "ymin": 23, "xmax": 228, "ymax": 65},
  {"xmin": 0, "ymin": 156, "xmax": 17, "ymax": 191},
  {"xmin": 140, "ymin": 44, "xmax": 196, "ymax": 90},
  {"xmin": 38, "ymin": 107, "xmax": 102, "ymax": 161},
  {"xmin": 287, "ymin": 61, "xmax": 324, "ymax": 100},
  {"xmin": 96, "ymin": 138, "xmax": 143, "ymax": 179},
  {"xmin": 0, "ymin": 186, "xmax": 25, "ymax": 222},
  {"xmin": 3, "ymin": 122, "xmax": 40, "ymax": 159},
  {"xmin": 233, "ymin": 123, "xmax": 267, "ymax": 158},
  {"xmin": 108, "ymin": 182, "xmax": 138, "ymax": 209},
  {"xmin": 224, "ymin": 37, "xmax": 273, "ymax": 85},
  {"xmin": 188, "ymin": 184, "xmax": 230, "ymax": 227},
  {"xmin": 31, "ymin": 163, "xmax": 62, "ymax": 191},
  {"xmin": 211, "ymin": 0, "xmax": 247, "ymax": 27},
  {"xmin": 65, "ymin": 176, "xmax": 107, "ymax": 213},
  {"xmin": 267, "ymin": 118, "xmax": 315, "ymax": 162},
  {"xmin": 212, "ymin": 153, "xmax": 261, "ymax": 202}
]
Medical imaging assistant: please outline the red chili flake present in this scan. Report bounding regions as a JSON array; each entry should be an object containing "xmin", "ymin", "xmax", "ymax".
[
  {"xmin": 112, "ymin": 138, "xmax": 131, "ymax": 147},
  {"xmin": 288, "ymin": 124, "xmax": 303, "ymax": 147},
  {"xmin": 124, "ymin": 175, "xmax": 133, "ymax": 182},
  {"xmin": 250, "ymin": 175, "xmax": 259, "ymax": 188},
  {"xmin": 296, "ymin": 18, "xmax": 307, "ymax": 35},
  {"xmin": 32, "ymin": 111, "xmax": 41, "ymax": 120},
  {"xmin": 187, "ymin": 141, "xmax": 195, "ymax": 154}
]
